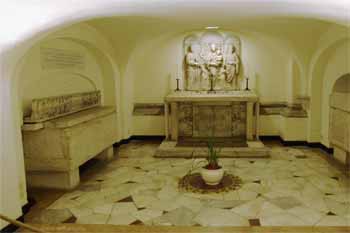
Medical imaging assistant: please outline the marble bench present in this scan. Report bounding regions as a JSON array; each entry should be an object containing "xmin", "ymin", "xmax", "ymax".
[{"xmin": 22, "ymin": 91, "xmax": 118, "ymax": 189}]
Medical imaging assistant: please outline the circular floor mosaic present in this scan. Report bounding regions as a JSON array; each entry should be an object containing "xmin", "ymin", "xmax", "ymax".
[{"xmin": 178, "ymin": 172, "xmax": 242, "ymax": 194}]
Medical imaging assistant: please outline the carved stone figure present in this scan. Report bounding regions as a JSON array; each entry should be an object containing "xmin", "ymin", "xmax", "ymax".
[
  {"xmin": 183, "ymin": 32, "xmax": 242, "ymax": 91},
  {"xmin": 224, "ymin": 46, "xmax": 240, "ymax": 89},
  {"xmin": 185, "ymin": 45, "xmax": 202, "ymax": 90},
  {"xmin": 202, "ymin": 43, "xmax": 223, "ymax": 80}
]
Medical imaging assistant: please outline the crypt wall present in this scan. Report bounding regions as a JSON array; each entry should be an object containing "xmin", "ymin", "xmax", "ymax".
[
  {"xmin": 320, "ymin": 40, "xmax": 350, "ymax": 147},
  {"xmin": 9, "ymin": 22, "xmax": 121, "ymax": 211},
  {"xmin": 18, "ymin": 38, "xmax": 104, "ymax": 118},
  {"xmin": 124, "ymin": 30, "xmax": 304, "ymax": 137}
]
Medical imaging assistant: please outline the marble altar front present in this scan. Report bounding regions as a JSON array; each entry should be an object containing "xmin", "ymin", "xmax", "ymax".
[{"xmin": 164, "ymin": 90, "xmax": 260, "ymax": 142}]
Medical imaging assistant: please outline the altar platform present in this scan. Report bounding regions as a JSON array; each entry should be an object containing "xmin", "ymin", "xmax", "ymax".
[{"xmin": 154, "ymin": 140, "xmax": 269, "ymax": 158}]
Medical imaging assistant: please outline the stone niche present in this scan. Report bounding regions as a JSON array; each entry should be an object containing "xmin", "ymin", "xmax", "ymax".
[
  {"xmin": 183, "ymin": 31, "xmax": 242, "ymax": 91},
  {"xmin": 155, "ymin": 30, "xmax": 269, "ymax": 158}
]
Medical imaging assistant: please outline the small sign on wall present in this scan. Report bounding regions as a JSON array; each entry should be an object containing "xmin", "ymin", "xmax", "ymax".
[{"xmin": 40, "ymin": 47, "xmax": 85, "ymax": 70}]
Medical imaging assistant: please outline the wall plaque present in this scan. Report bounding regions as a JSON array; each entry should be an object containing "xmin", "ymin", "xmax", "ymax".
[{"xmin": 41, "ymin": 47, "xmax": 85, "ymax": 70}]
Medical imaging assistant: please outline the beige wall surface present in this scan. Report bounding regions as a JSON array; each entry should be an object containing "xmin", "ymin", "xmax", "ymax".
[
  {"xmin": 18, "ymin": 38, "xmax": 104, "ymax": 118},
  {"xmin": 5, "ymin": 23, "xmax": 120, "ymax": 226}
]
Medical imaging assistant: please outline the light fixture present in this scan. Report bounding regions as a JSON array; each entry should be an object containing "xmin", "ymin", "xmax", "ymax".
[{"xmin": 205, "ymin": 26, "xmax": 219, "ymax": 30}]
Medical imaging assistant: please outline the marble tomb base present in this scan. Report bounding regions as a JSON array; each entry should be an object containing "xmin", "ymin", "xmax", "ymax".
[{"xmin": 154, "ymin": 140, "xmax": 269, "ymax": 158}]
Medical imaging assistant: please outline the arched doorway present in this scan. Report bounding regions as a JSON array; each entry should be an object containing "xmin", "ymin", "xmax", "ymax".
[
  {"xmin": 308, "ymin": 38, "xmax": 350, "ymax": 145},
  {"xmin": 329, "ymin": 73, "xmax": 350, "ymax": 165},
  {"xmin": 0, "ymin": 22, "xmax": 121, "ymax": 228}
]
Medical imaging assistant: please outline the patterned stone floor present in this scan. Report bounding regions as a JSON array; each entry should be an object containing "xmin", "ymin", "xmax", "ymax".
[{"xmin": 29, "ymin": 140, "xmax": 350, "ymax": 227}]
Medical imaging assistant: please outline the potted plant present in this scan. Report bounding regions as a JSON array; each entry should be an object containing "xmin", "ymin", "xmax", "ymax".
[{"xmin": 200, "ymin": 139, "xmax": 224, "ymax": 185}]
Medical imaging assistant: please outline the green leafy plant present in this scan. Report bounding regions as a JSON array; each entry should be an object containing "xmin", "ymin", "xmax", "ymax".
[
  {"xmin": 205, "ymin": 138, "xmax": 221, "ymax": 170},
  {"xmin": 186, "ymin": 138, "xmax": 222, "ymax": 175}
]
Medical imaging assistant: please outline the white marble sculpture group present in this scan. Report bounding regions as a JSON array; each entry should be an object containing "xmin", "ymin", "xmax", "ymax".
[{"xmin": 183, "ymin": 31, "xmax": 241, "ymax": 91}]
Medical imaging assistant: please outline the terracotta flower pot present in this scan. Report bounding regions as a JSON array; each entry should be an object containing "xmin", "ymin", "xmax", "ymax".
[{"xmin": 200, "ymin": 166, "xmax": 224, "ymax": 185}]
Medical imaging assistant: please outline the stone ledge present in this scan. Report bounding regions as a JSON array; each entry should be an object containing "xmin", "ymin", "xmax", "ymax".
[
  {"xmin": 133, "ymin": 102, "xmax": 307, "ymax": 118},
  {"xmin": 133, "ymin": 103, "xmax": 164, "ymax": 116},
  {"xmin": 154, "ymin": 140, "xmax": 270, "ymax": 158}
]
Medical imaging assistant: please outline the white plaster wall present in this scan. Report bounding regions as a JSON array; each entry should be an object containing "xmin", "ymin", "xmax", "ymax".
[
  {"xmin": 129, "ymin": 31, "xmax": 293, "ymax": 135},
  {"xmin": 307, "ymin": 24, "xmax": 350, "ymax": 143},
  {"xmin": 131, "ymin": 32, "xmax": 291, "ymax": 103},
  {"xmin": 259, "ymin": 115, "xmax": 282, "ymax": 136},
  {"xmin": 0, "ymin": 22, "xmax": 120, "ymax": 228},
  {"xmin": 280, "ymin": 117, "xmax": 308, "ymax": 141},
  {"xmin": 18, "ymin": 38, "xmax": 104, "ymax": 118}
]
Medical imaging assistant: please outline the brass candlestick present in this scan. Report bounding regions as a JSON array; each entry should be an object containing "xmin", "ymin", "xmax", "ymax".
[
  {"xmin": 209, "ymin": 74, "xmax": 215, "ymax": 93},
  {"xmin": 175, "ymin": 78, "xmax": 180, "ymax": 91},
  {"xmin": 245, "ymin": 76, "xmax": 250, "ymax": 91}
]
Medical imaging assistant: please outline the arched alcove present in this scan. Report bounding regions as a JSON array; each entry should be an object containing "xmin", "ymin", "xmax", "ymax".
[
  {"xmin": 332, "ymin": 73, "xmax": 350, "ymax": 93},
  {"xmin": 1, "ymin": 23, "xmax": 121, "ymax": 225},
  {"xmin": 329, "ymin": 73, "xmax": 350, "ymax": 165},
  {"xmin": 307, "ymin": 38, "xmax": 350, "ymax": 144}
]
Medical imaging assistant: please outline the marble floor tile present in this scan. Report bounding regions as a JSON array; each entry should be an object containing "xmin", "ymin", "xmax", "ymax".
[
  {"xmin": 268, "ymin": 196, "xmax": 303, "ymax": 210},
  {"xmin": 76, "ymin": 213, "xmax": 109, "ymax": 224},
  {"xmin": 231, "ymin": 197, "xmax": 265, "ymax": 218},
  {"xmin": 194, "ymin": 207, "xmax": 249, "ymax": 226},
  {"xmin": 69, "ymin": 206, "xmax": 93, "ymax": 218},
  {"xmin": 38, "ymin": 141, "xmax": 349, "ymax": 227},
  {"xmin": 132, "ymin": 209, "xmax": 163, "ymax": 223},
  {"xmin": 107, "ymin": 213, "xmax": 137, "ymax": 225},
  {"xmin": 260, "ymin": 212, "xmax": 308, "ymax": 226},
  {"xmin": 238, "ymin": 190, "xmax": 258, "ymax": 201},
  {"xmin": 93, "ymin": 203, "xmax": 114, "ymax": 215},
  {"xmin": 111, "ymin": 202, "xmax": 138, "ymax": 216},
  {"xmin": 157, "ymin": 185, "xmax": 180, "ymax": 200},
  {"xmin": 147, "ymin": 198, "xmax": 179, "ymax": 212},
  {"xmin": 299, "ymin": 195, "xmax": 329, "ymax": 213},
  {"xmin": 327, "ymin": 192, "xmax": 350, "ymax": 204},
  {"xmin": 132, "ymin": 193, "xmax": 158, "ymax": 209},
  {"xmin": 30, "ymin": 209, "xmax": 74, "ymax": 224},
  {"xmin": 324, "ymin": 197, "xmax": 349, "ymax": 216},
  {"xmin": 222, "ymin": 191, "xmax": 240, "ymax": 201},
  {"xmin": 287, "ymin": 206, "xmax": 324, "ymax": 225},
  {"xmin": 240, "ymin": 182, "xmax": 270, "ymax": 194},
  {"xmin": 173, "ymin": 195, "xmax": 203, "ymax": 213},
  {"xmin": 258, "ymin": 201, "xmax": 285, "ymax": 218},
  {"xmin": 205, "ymin": 199, "xmax": 245, "ymax": 209},
  {"xmin": 152, "ymin": 207, "xmax": 196, "ymax": 226},
  {"xmin": 315, "ymin": 215, "xmax": 349, "ymax": 226}
]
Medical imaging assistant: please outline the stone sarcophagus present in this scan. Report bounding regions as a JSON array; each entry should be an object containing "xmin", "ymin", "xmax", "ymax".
[
  {"xmin": 22, "ymin": 91, "xmax": 118, "ymax": 189},
  {"xmin": 330, "ymin": 93, "xmax": 350, "ymax": 165}
]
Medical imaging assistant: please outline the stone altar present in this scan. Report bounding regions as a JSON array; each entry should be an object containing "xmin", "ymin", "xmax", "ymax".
[
  {"xmin": 164, "ymin": 90, "xmax": 259, "ymax": 141},
  {"xmin": 22, "ymin": 91, "xmax": 118, "ymax": 189},
  {"xmin": 156, "ymin": 90, "xmax": 268, "ymax": 158},
  {"xmin": 155, "ymin": 31, "xmax": 268, "ymax": 158}
]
